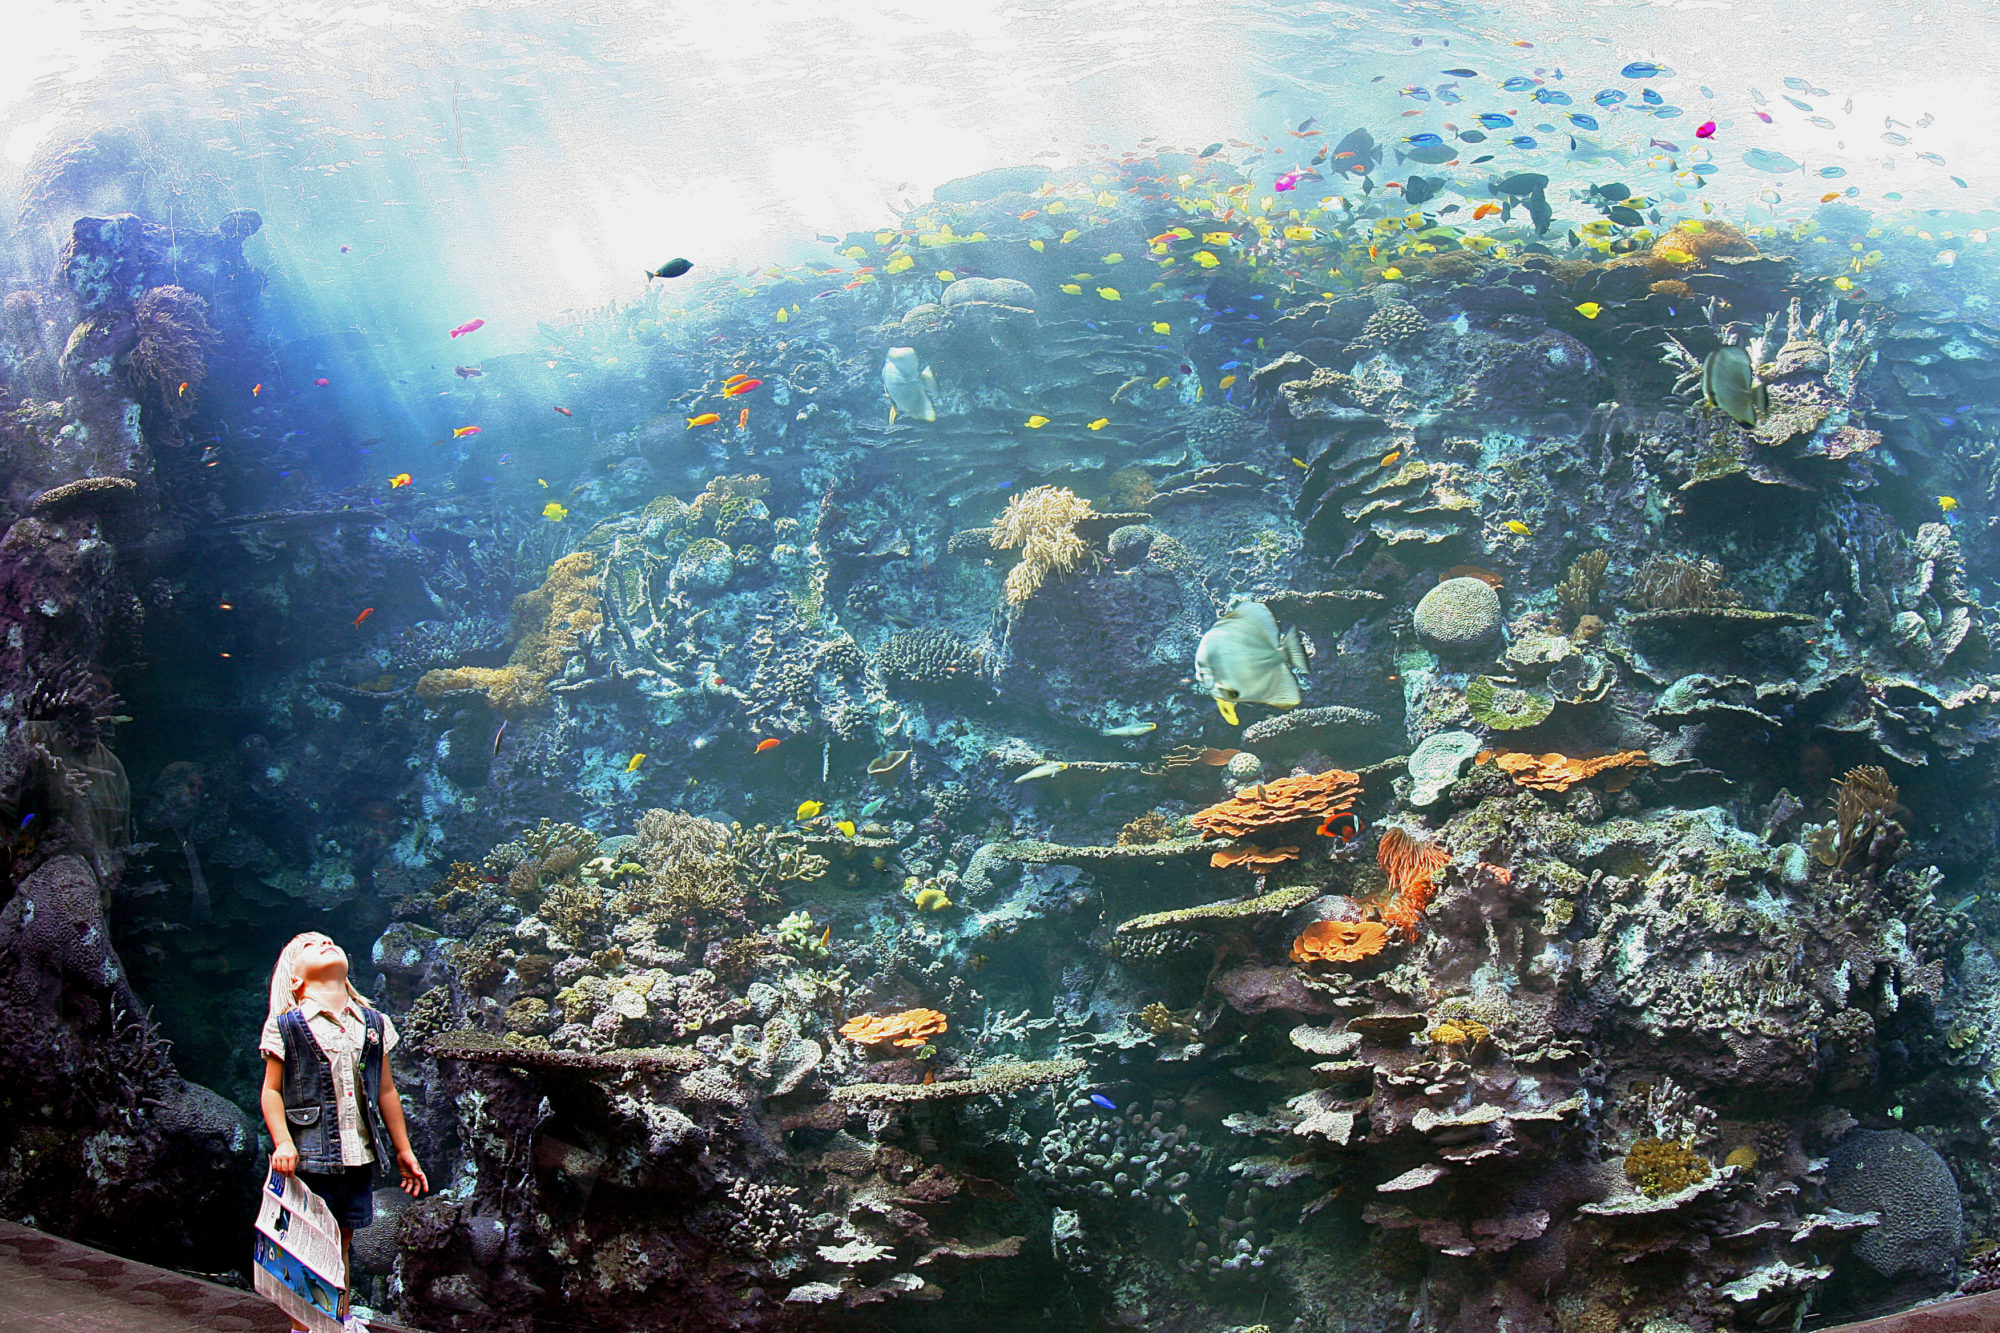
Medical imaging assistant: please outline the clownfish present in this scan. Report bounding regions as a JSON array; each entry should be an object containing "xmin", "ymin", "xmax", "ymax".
[{"xmin": 1318, "ymin": 811, "xmax": 1363, "ymax": 843}]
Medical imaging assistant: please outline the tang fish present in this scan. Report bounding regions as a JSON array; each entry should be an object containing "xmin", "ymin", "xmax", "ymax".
[
  {"xmin": 626, "ymin": 753, "xmax": 646, "ymax": 772},
  {"xmin": 796, "ymin": 800, "xmax": 823, "ymax": 820},
  {"xmin": 1194, "ymin": 600, "xmax": 1307, "ymax": 725},
  {"xmin": 881, "ymin": 347, "xmax": 938, "ymax": 423},
  {"xmin": 542, "ymin": 502, "xmax": 568, "ymax": 521},
  {"xmin": 1701, "ymin": 345, "xmax": 1770, "ymax": 426},
  {"xmin": 645, "ymin": 258, "xmax": 693, "ymax": 279}
]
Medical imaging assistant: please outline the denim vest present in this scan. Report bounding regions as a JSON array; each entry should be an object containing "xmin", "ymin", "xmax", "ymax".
[{"xmin": 278, "ymin": 1005, "xmax": 389, "ymax": 1177}]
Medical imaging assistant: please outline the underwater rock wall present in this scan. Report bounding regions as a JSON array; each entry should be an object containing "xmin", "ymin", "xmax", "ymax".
[{"xmin": 3, "ymin": 136, "xmax": 2000, "ymax": 1333}]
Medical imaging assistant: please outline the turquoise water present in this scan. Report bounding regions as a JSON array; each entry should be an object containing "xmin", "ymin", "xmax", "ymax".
[{"xmin": 3, "ymin": 2, "xmax": 2000, "ymax": 1330}]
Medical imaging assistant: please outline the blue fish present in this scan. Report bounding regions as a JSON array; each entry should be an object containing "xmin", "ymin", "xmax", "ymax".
[
  {"xmin": 1219, "ymin": 360, "xmax": 1242, "ymax": 369},
  {"xmin": 19, "ymin": 813, "xmax": 35, "ymax": 829},
  {"xmin": 1404, "ymin": 132, "xmax": 1444, "ymax": 146},
  {"xmin": 1507, "ymin": 135, "xmax": 1539, "ymax": 149},
  {"xmin": 1473, "ymin": 111, "xmax": 1514, "ymax": 128},
  {"xmin": 1088, "ymin": 1093, "xmax": 1118, "ymax": 1111},
  {"xmin": 1621, "ymin": 61, "xmax": 1671, "ymax": 78},
  {"xmin": 1783, "ymin": 76, "xmax": 1811, "ymax": 91},
  {"xmin": 1567, "ymin": 112, "xmax": 1599, "ymax": 130},
  {"xmin": 1783, "ymin": 95, "xmax": 1812, "ymax": 112},
  {"xmin": 1652, "ymin": 106, "xmax": 1683, "ymax": 118},
  {"xmin": 1459, "ymin": 129, "xmax": 1488, "ymax": 142},
  {"xmin": 860, "ymin": 796, "xmax": 887, "ymax": 817},
  {"xmin": 1434, "ymin": 85, "xmax": 1462, "ymax": 104},
  {"xmin": 1400, "ymin": 85, "xmax": 1432, "ymax": 101},
  {"xmin": 497, "ymin": 452, "xmax": 513, "ymax": 463},
  {"xmin": 1699, "ymin": 85, "xmax": 1716, "ymax": 98},
  {"xmin": 1531, "ymin": 89, "xmax": 1572, "ymax": 105},
  {"xmin": 1500, "ymin": 76, "xmax": 1538, "ymax": 92},
  {"xmin": 1641, "ymin": 88, "xmax": 1663, "ymax": 105},
  {"xmin": 1595, "ymin": 88, "xmax": 1627, "ymax": 106}
]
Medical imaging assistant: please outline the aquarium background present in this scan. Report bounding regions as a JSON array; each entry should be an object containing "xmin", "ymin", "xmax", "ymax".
[{"xmin": 2, "ymin": 0, "xmax": 1999, "ymax": 1329}]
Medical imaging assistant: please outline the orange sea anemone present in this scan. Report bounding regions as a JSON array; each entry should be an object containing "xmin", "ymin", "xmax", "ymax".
[
  {"xmin": 1291, "ymin": 919, "xmax": 1390, "ymax": 965},
  {"xmin": 1377, "ymin": 827, "xmax": 1449, "ymax": 937},
  {"xmin": 839, "ymin": 1008, "xmax": 948, "ymax": 1049},
  {"xmin": 1192, "ymin": 769, "xmax": 1364, "ymax": 840}
]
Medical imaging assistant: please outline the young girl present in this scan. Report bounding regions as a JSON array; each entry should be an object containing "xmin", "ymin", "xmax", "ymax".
[{"xmin": 259, "ymin": 932, "xmax": 429, "ymax": 1333}]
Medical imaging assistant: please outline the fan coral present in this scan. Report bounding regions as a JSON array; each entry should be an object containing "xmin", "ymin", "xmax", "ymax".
[
  {"xmin": 1377, "ymin": 828, "xmax": 1449, "ymax": 937},
  {"xmin": 417, "ymin": 551, "xmax": 601, "ymax": 713},
  {"xmin": 839, "ymin": 1008, "xmax": 949, "ymax": 1049},
  {"xmin": 1624, "ymin": 1136, "xmax": 1713, "ymax": 1198},
  {"xmin": 990, "ymin": 485, "xmax": 1095, "ymax": 607},
  {"xmin": 1210, "ymin": 844, "xmax": 1300, "ymax": 870},
  {"xmin": 1291, "ymin": 919, "xmax": 1390, "ymax": 964},
  {"xmin": 1191, "ymin": 769, "xmax": 1363, "ymax": 840},
  {"xmin": 126, "ymin": 285, "xmax": 218, "ymax": 415},
  {"xmin": 1479, "ymin": 749, "xmax": 1652, "ymax": 793}
]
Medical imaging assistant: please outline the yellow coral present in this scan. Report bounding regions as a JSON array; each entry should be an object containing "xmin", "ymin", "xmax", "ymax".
[
  {"xmin": 990, "ymin": 485, "xmax": 1094, "ymax": 607},
  {"xmin": 417, "ymin": 551, "xmax": 601, "ymax": 715}
]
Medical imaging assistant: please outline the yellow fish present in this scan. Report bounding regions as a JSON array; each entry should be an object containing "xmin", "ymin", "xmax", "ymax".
[
  {"xmin": 936, "ymin": 270, "xmax": 955, "ymax": 282},
  {"xmin": 1029, "ymin": 239, "xmax": 1046, "ymax": 252},
  {"xmin": 888, "ymin": 404, "xmax": 898, "ymax": 425},
  {"xmin": 537, "ymin": 478, "xmax": 549, "ymax": 487},
  {"xmin": 1202, "ymin": 231, "xmax": 1234, "ymax": 245},
  {"xmin": 625, "ymin": 753, "xmax": 646, "ymax": 772},
  {"xmin": 1504, "ymin": 520, "xmax": 1533, "ymax": 536},
  {"xmin": 775, "ymin": 307, "xmax": 789, "ymax": 323},
  {"xmin": 1087, "ymin": 418, "xmax": 1110, "ymax": 430},
  {"xmin": 1380, "ymin": 450, "xmax": 1401, "ymax": 467},
  {"xmin": 1097, "ymin": 287, "xmax": 1121, "ymax": 300},
  {"xmin": 1153, "ymin": 376, "xmax": 1171, "ymax": 390},
  {"xmin": 1291, "ymin": 456, "xmax": 1308, "ymax": 469},
  {"xmin": 796, "ymin": 800, "xmax": 824, "ymax": 820},
  {"xmin": 1060, "ymin": 283, "xmax": 1083, "ymax": 295},
  {"xmin": 1060, "ymin": 229, "xmax": 1081, "ymax": 243},
  {"xmin": 1283, "ymin": 225, "xmax": 1315, "ymax": 241},
  {"xmin": 1102, "ymin": 253, "xmax": 1124, "ymax": 263},
  {"xmin": 1193, "ymin": 250, "xmax": 1221, "ymax": 268},
  {"xmin": 843, "ymin": 245, "xmax": 866, "ymax": 259},
  {"xmin": 1218, "ymin": 374, "xmax": 1236, "ymax": 389},
  {"xmin": 1656, "ymin": 248, "xmax": 1695, "ymax": 264},
  {"xmin": 1152, "ymin": 321, "xmax": 1171, "ymax": 334},
  {"xmin": 1024, "ymin": 415, "xmax": 1050, "ymax": 429},
  {"xmin": 1379, "ymin": 267, "xmax": 1404, "ymax": 280},
  {"xmin": 1575, "ymin": 302, "xmax": 1603, "ymax": 319},
  {"xmin": 1939, "ymin": 495, "xmax": 1960, "ymax": 513},
  {"xmin": 835, "ymin": 819, "xmax": 856, "ymax": 837},
  {"xmin": 542, "ymin": 502, "xmax": 568, "ymax": 521},
  {"xmin": 1834, "ymin": 276, "xmax": 1856, "ymax": 292},
  {"xmin": 883, "ymin": 254, "xmax": 915, "ymax": 273}
]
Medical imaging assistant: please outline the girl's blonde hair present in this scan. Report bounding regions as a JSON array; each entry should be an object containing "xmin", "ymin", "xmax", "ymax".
[{"xmin": 267, "ymin": 932, "xmax": 373, "ymax": 1024}]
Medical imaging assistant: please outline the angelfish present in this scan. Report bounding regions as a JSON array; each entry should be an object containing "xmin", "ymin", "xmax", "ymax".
[
  {"xmin": 881, "ymin": 348, "xmax": 937, "ymax": 423},
  {"xmin": 1193, "ymin": 600, "xmax": 1308, "ymax": 726},
  {"xmin": 1700, "ymin": 345, "xmax": 1770, "ymax": 426}
]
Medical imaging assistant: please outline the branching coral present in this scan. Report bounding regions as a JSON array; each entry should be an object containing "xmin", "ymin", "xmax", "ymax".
[
  {"xmin": 126, "ymin": 285, "xmax": 218, "ymax": 415},
  {"xmin": 1291, "ymin": 919, "xmax": 1390, "ymax": 964},
  {"xmin": 620, "ymin": 808, "xmax": 757, "ymax": 924},
  {"xmin": 1191, "ymin": 769, "xmax": 1363, "ymax": 840},
  {"xmin": 839, "ymin": 1008, "xmax": 948, "ymax": 1049},
  {"xmin": 990, "ymin": 485, "xmax": 1095, "ymax": 607},
  {"xmin": 1377, "ymin": 828, "xmax": 1449, "ymax": 936},
  {"xmin": 831, "ymin": 1057, "xmax": 1085, "ymax": 1102},
  {"xmin": 417, "ymin": 551, "xmax": 602, "ymax": 713}
]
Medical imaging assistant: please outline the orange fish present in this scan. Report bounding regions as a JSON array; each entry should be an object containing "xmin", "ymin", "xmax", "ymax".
[
  {"xmin": 177, "ymin": 381, "xmax": 190, "ymax": 396},
  {"xmin": 755, "ymin": 737, "xmax": 780, "ymax": 753},
  {"xmin": 922, "ymin": 1069, "xmax": 936, "ymax": 1085},
  {"xmin": 552, "ymin": 405, "xmax": 572, "ymax": 416},
  {"xmin": 1820, "ymin": 191, "xmax": 1840, "ymax": 202},
  {"xmin": 722, "ymin": 378, "xmax": 763, "ymax": 397},
  {"xmin": 687, "ymin": 413, "xmax": 720, "ymax": 429},
  {"xmin": 818, "ymin": 925, "xmax": 831, "ymax": 948},
  {"xmin": 452, "ymin": 425, "xmax": 480, "ymax": 438},
  {"xmin": 352, "ymin": 607, "xmax": 375, "ymax": 627},
  {"xmin": 388, "ymin": 473, "xmax": 412, "ymax": 488},
  {"xmin": 1380, "ymin": 450, "xmax": 1402, "ymax": 467},
  {"xmin": 737, "ymin": 407, "xmax": 750, "ymax": 430},
  {"xmin": 723, "ymin": 374, "xmax": 750, "ymax": 388},
  {"xmin": 252, "ymin": 383, "xmax": 263, "ymax": 396},
  {"xmin": 1473, "ymin": 203, "xmax": 1501, "ymax": 220}
]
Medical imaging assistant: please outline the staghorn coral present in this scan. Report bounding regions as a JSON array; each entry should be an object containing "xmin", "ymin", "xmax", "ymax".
[
  {"xmin": 126, "ymin": 285, "xmax": 218, "ymax": 415},
  {"xmin": 1291, "ymin": 919, "xmax": 1390, "ymax": 964},
  {"xmin": 1191, "ymin": 769, "xmax": 1363, "ymax": 840},
  {"xmin": 1377, "ymin": 828, "xmax": 1449, "ymax": 937},
  {"xmin": 1479, "ymin": 749, "xmax": 1652, "ymax": 793},
  {"xmin": 520, "ymin": 817, "xmax": 599, "ymax": 862},
  {"xmin": 619, "ymin": 809, "xmax": 764, "ymax": 929},
  {"xmin": 417, "ymin": 551, "xmax": 601, "ymax": 713},
  {"xmin": 839, "ymin": 1008, "xmax": 948, "ymax": 1049},
  {"xmin": 990, "ymin": 485, "xmax": 1095, "ymax": 607}
]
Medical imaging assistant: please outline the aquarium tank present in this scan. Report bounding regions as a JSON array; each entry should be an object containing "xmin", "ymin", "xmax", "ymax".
[{"xmin": 2, "ymin": 1, "xmax": 2000, "ymax": 1330}]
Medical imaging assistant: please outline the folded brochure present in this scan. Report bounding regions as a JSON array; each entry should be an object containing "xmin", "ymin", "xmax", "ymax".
[{"xmin": 253, "ymin": 1168, "xmax": 347, "ymax": 1333}]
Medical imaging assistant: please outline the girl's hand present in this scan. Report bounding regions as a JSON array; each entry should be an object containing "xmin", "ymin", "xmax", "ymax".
[
  {"xmin": 397, "ymin": 1148, "xmax": 429, "ymax": 1197},
  {"xmin": 271, "ymin": 1142, "xmax": 298, "ymax": 1175}
]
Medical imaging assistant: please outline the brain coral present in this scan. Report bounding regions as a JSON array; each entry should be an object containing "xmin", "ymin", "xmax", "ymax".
[
  {"xmin": 1825, "ymin": 1130, "xmax": 1963, "ymax": 1279},
  {"xmin": 1414, "ymin": 577, "xmax": 1502, "ymax": 654}
]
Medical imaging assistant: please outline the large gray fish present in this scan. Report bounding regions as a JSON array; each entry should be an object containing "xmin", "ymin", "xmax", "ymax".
[
  {"xmin": 1194, "ymin": 600, "xmax": 1307, "ymax": 725},
  {"xmin": 1701, "ymin": 345, "xmax": 1769, "ymax": 426},
  {"xmin": 881, "ymin": 347, "xmax": 937, "ymax": 423}
]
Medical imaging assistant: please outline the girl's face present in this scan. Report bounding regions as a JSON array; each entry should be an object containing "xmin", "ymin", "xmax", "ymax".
[{"xmin": 291, "ymin": 934, "xmax": 349, "ymax": 993}]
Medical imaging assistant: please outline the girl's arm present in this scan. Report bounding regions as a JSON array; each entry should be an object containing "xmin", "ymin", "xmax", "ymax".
[
  {"xmin": 378, "ymin": 1052, "xmax": 429, "ymax": 1196},
  {"xmin": 260, "ymin": 1054, "xmax": 298, "ymax": 1174}
]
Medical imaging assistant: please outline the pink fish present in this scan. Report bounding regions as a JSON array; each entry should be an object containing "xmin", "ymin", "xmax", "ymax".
[
  {"xmin": 1756, "ymin": 111, "xmax": 1773, "ymax": 123},
  {"xmin": 314, "ymin": 377, "xmax": 329, "ymax": 386},
  {"xmin": 1274, "ymin": 170, "xmax": 1306, "ymax": 192},
  {"xmin": 448, "ymin": 318, "xmax": 485, "ymax": 338},
  {"xmin": 1695, "ymin": 121, "xmax": 1716, "ymax": 139}
]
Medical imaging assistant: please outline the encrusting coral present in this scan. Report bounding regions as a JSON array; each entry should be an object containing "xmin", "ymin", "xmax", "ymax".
[
  {"xmin": 417, "ymin": 550, "xmax": 602, "ymax": 713},
  {"xmin": 990, "ymin": 484, "xmax": 1095, "ymax": 607}
]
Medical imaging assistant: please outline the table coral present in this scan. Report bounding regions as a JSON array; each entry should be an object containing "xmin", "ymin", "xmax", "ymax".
[
  {"xmin": 1290, "ymin": 919, "xmax": 1389, "ymax": 964},
  {"xmin": 839, "ymin": 1008, "xmax": 949, "ymax": 1049},
  {"xmin": 1191, "ymin": 768, "xmax": 1363, "ymax": 840}
]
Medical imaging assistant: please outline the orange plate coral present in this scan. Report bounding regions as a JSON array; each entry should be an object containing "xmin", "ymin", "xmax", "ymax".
[
  {"xmin": 1291, "ymin": 919, "xmax": 1389, "ymax": 965},
  {"xmin": 1192, "ymin": 769, "xmax": 1364, "ymax": 840},
  {"xmin": 839, "ymin": 1009, "xmax": 948, "ymax": 1049},
  {"xmin": 1210, "ymin": 844, "xmax": 1300, "ymax": 869},
  {"xmin": 1478, "ymin": 749, "xmax": 1651, "ymax": 793}
]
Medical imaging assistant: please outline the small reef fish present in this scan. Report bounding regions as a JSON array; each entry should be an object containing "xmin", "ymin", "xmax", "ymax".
[
  {"xmin": 834, "ymin": 819, "xmax": 856, "ymax": 837},
  {"xmin": 455, "ymin": 365, "xmax": 482, "ymax": 379},
  {"xmin": 881, "ymin": 347, "xmax": 938, "ymax": 423},
  {"xmin": 1380, "ymin": 450, "xmax": 1402, "ymax": 467},
  {"xmin": 492, "ymin": 721, "xmax": 507, "ymax": 756},
  {"xmin": 1318, "ymin": 811, "xmax": 1362, "ymax": 842},
  {"xmin": 737, "ymin": 407, "xmax": 750, "ymax": 430},
  {"xmin": 1218, "ymin": 375, "xmax": 1237, "ymax": 389},
  {"xmin": 388, "ymin": 473, "xmax": 413, "ymax": 488},
  {"xmin": 1504, "ymin": 520, "xmax": 1533, "ymax": 536},
  {"xmin": 177, "ymin": 381, "xmax": 189, "ymax": 396},
  {"xmin": 314, "ymin": 378, "xmax": 329, "ymax": 387},
  {"xmin": 1194, "ymin": 600, "xmax": 1307, "ymax": 725},
  {"xmin": 645, "ymin": 258, "xmax": 693, "ymax": 279},
  {"xmin": 868, "ymin": 749, "xmax": 910, "ymax": 776},
  {"xmin": 626, "ymin": 753, "xmax": 646, "ymax": 772},
  {"xmin": 1014, "ymin": 760, "xmax": 1070, "ymax": 784},
  {"xmin": 1101, "ymin": 722, "xmax": 1156, "ymax": 737},
  {"xmin": 1575, "ymin": 302, "xmax": 1603, "ymax": 319},
  {"xmin": 448, "ymin": 318, "xmax": 484, "ymax": 338},
  {"xmin": 1087, "ymin": 418, "xmax": 1110, "ymax": 430},
  {"xmin": 1695, "ymin": 121, "xmax": 1717, "ymax": 139},
  {"xmin": 686, "ymin": 413, "xmax": 720, "ymax": 428},
  {"xmin": 252, "ymin": 383, "xmax": 262, "ymax": 395},
  {"xmin": 553, "ymin": 406, "xmax": 572, "ymax": 416},
  {"xmin": 1088, "ymin": 1093, "xmax": 1118, "ymax": 1111},
  {"xmin": 352, "ymin": 607, "xmax": 375, "ymax": 627},
  {"xmin": 452, "ymin": 425, "xmax": 481, "ymax": 438},
  {"xmin": 722, "ymin": 377, "xmax": 763, "ymax": 396},
  {"xmin": 1939, "ymin": 496, "xmax": 1959, "ymax": 514},
  {"xmin": 796, "ymin": 800, "xmax": 824, "ymax": 820},
  {"xmin": 724, "ymin": 374, "xmax": 750, "ymax": 388},
  {"xmin": 542, "ymin": 502, "xmax": 568, "ymax": 521},
  {"xmin": 756, "ymin": 738, "xmax": 781, "ymax": 753},
  {"xmin": 859, "ymin": 797, "xmax": 888, "ymax": 817},
  {"xmin": 1023, "ymin": 415, "xmax": 1050, "ymax": 429},
  {"xmin": 1700, "ymin": 345, "xmax": 1769, "ymax": 426}
]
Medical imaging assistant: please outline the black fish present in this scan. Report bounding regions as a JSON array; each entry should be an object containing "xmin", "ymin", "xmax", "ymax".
[
  {"xmin": 1470, "ymin": 154, "xmax": 1494, "ymax": 164},
  {"xmin": 1497, "ymin": 172, "xmax": 1549, "ymax": 196},
  {"xmin": 1198, "ymin": 142, "xmax": 1224, "ymax": 158},
  {"xmin": 1525, "ymin": 188, "xmax": 1553, "ymax": 235},
  {"xmin": 1441, "ymin": 67, "xmax": 1478, "ymax": 77},
  {"xmin": 645, "ymin": 258, "xmax": 694, "ymax": 280},
  {"xmin": 1590, "ymin": 181, "xmax": 1631, "ymax": 201},
  {"xmin": 1332, "ymin": 127, "xmax": 1380, "ymax": 171},
  {"xmin": 1459, "ymin": 129, "xmax": 1488, "ymax": 142},
  {"xmin": 1438, "ymin": 204, "xmax": 1461, "ymax": 214},
  {"xmin": 1403, "ymin": 174, "xmax": 1442, "ymax": 205},
  {"xmin": 1608, "ymin": 205, "xmax": 1645, "ymax": 226}
]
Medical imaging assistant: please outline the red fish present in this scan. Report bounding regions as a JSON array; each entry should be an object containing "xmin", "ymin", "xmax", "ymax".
[
  {"xmin": 353, "ymin": 607, "xmax": 375, "ymax": 627},
  {"xmin": 448, "ymin": 318, "xmax": 485, "ymax": 338},
  {"xmin": 755, "ymin": 738, "xmax": 780, "ymax": 753},
  {"xmin": 315, "ymin": 378, "xmax": 329, "ymax": 386},
  {"xmin": 1695, "ymin": 121, "xmax": 1716, "ymax": 139},
  {"xmin": 252, "ymin": 383, "xmax": 262, "ymax": 396},
  {"xmin": 552, "ymin": 406, "xmax": 572, "ymax": 416},
  {"xmin": 1317, "ymin": 811, "xmax": 1362, "ymax": 843},
  {"xmin": 722, "ymin": 377, "xmax": 763, "ymax": 397}
]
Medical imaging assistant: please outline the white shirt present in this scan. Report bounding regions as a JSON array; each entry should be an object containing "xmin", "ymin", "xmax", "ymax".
[{"xmin": 260, "ymin": 996, "xmax": 400, "ymax": 1167}]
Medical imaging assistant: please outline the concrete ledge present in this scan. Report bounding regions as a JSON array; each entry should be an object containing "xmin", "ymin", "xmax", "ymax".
[{"xmin": 1822, "ymin": 1292, "xmax": 2000, "ymax": 1333}]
